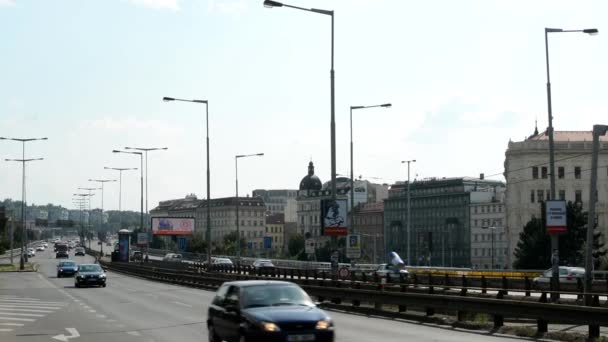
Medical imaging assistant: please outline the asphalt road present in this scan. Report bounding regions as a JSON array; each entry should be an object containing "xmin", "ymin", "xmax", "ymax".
[{"xmin": 0, "ymin": 246, "xmax": 528, "ymax": 342}]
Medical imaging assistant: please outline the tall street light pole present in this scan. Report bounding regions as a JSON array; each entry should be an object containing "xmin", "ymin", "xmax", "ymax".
[
  {"xmin": 4, "ymin": 156, "xmax": 43, "ymax": 269},
  {"xmin": 350, "ymin": 103, "xmax": 391, "ymax": 235},
  {"xmin": 124, "ymin": 147, "xmax": 168, "ymax": 215},
  {"xmin": 1, "ymin": 136, "xmax": 47, "ymax": 270},
  {"xmin": 163, "ymin": 96, "xmax": 211, "ymax": 266},
  {"xmin": 401, "ymin": 159, "xmax": 416, "ymax": 265},
  {"xmin": 73, "ymin": 193, "xmax": 94, "ymax": 245},
  {"xmin": 113, "ymin": 150, "xmax": 144, "ymax": 233},
  {"xmin": 544, "ymin": 27, "xmax": 598, "ymax": 300},
  {"xmin": 235, "ymin": 153, "xmax": 264, "ymax": 258},
  {"xmin": 105, "ymin": 167, "xmax": 138, "ymax": 230},
  {"xmin": 263, "ymin": 0, "xmax": 336, "ymax": 199},
  {"xmin": 89, "ymin": 179, "xmax": 116, "ymax": 244},
  {"xmin": 78, "ymin": 187, "xmax": 99, "ymax": 247}
]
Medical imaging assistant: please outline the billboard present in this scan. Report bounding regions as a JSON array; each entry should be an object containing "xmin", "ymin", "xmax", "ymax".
[
  {"xmin": 346, "ymin": 234, "xmax": 361, "ymax": 259},
  {"xmin": 137, "ymin": 232, "xmax": 149, "ymax": 247},
  {"xmin": 118, "ymin": 232, "xmax": 130, "ymax": 262},
  {"xmin": 321, "ymin": 199, "xmax": 348, "ymax": 236},
  {"xmin": 151, "ymin": 217, "xmax": 195, "ymax": 235},
  {"xmin": 546, "ymin": 200, "xmax": 567, "ymax": 234}
]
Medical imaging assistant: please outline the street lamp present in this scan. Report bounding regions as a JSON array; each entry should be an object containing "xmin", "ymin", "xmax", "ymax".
[
  {"xmin": 350, "ymin": 103, "xmax": 391, "ymax": 235},
  {"xmin": 401, "ymin": 159, "xmax": 416, "ymax": 265},
  {"xmin": 1, "ymin": 136, "xmax": 47, "ymax": 270},
  {"xmin": 482, "ymin": 226, "xmax": 497, "ymax": 269},
  {"xmin": 544, "ymin": 27, "xmax": 598, "ymax": 300},
  {"xmin": 73, "ymin": 193, "xmax": 94, "ymax": 244},
  {"xmin": 263, "ymin": 1, "xmax": 337, "ymax": 199},
  {"xmin": 163, "ymin": 96, "xmax": 212, "ymax": 266},
  {"xmin": 104, "ymin": 167, "xmax": 138, "ymax": 230},
  {"xmin": 113, "ymin": 150, "xmax": 144, "ymax": 233},
  {"xmin": 124, "ymin": 147, "xmax": 167, "ymax": 214},
  {"xmin": 89, "ymin": 179, "xmax": 116, "ymax": 245},
  {"xmin": 78, "ymin": 187, "xmax": 100, "ymax": 247},
  {"xmin": 235, "ymin": 153, "xmax": 264, "ymax": 258}
]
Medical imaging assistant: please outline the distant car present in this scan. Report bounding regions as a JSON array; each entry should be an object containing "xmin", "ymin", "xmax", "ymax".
[
  {"xmin": 207, "ymin": 280, "xmax": 334, "ymax": 342},
  {"xmin": 27, "ymin": 248, "xmax": 36, "ymax": 257},
  {"xmin": 55, "ymin": 244, "xmax": 69, "ymax": 258},
  {"xmin": 131, "ymin": 251, "xmax": 143, "ymax": 261},
  {"xmin": 74, "ymin": 264, "xmax": 107, "ymax": 288},
  {"xmin": 252, "ymin": 259, "xmax": 275, "ymax": 272},
  {"xmin": 57, "ymin": 260, "xmax": 78, "ymax": 278},
  {"xmin": 162, "ymin": 253, "xmax": 183, "ymax": 262},
  {"xmin": 533, "ymin": 267, "xmax": 585, "ymax": 286},
  {"xmin": 374, "ymin": 263, "xmax": 409, "ymax": 281},
  {"xmin": 42, "ymin": 243, "xmax": 48, "ymax": 248},
  {"xmin": 36, "ymin": 246, "xmax": 45, "ymax": 251},
  {"xmin": 106, "ymin": 242, "xmax": 112, "ymax": 246},
  {"xmin": 74, "ymin": 247, "xmax": 85, "ymax": 256}
]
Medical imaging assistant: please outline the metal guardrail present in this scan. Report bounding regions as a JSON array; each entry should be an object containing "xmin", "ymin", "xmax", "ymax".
[
  {"xmin": 100, "ymin": 260, "xmax": 608, "ymax": 339},
  {"xmin": 0, "ymin": 240, "xmax": 45, "ymax": 261}
]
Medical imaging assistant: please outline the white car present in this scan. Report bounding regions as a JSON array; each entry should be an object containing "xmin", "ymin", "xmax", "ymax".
[
  {"xmin": 162, "ymin": 253, "xmax": 183, "ymax": 262},
  {"xmin": 533, "ymin": 267, "xmax": 585, "ymax": 285},
  {"xmin": 36, "ymin": 246, "xmax": 45, "ymax": 251},
  {"xmin": 374, "ymin": 263, "xmax": 409, "ymax": 280},
  {"xmin": 26, "ymin": 248, "xmax": 36, "ymax": 257},
  {"xmin": 42, "ymin": 243, "xmax": 49, "ymax": 248},
  {"xmin": 212, "ymin": 257, "xmax": 234, "ymax": 266}
]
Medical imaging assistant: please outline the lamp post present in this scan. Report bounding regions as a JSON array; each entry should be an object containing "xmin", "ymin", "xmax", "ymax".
[
  {"xmin": 113, "ymin": 150, "xmax": 144, "ymax": 233},
  {"xmin": 401, "ymin": 160, "xmax": 416, "ymax": 265},
  {"xmin": 89, "ymin": 179, "xmax": 116, "ymax": 247},
  {"xmin": 73, "ymin": 193, "xmax": 94, "ymax": 244},
  {"xmin": 263, "ymin": 0, "xmax": 336, "ymax": 199},
  {"xmin": 1, "ymin": 136, "xmax": 47, "ymax": 270},
  {"xmin": 163, "ymin": 96, "xmax": 212, "ymax": 266},
  {"xmin": 124, "ymin": 147, "xmax": 167, "ymax": 215},
  {"xmin": 105, "ymin": 167, "xmax": 138, "ymax": 230},
  {"xmin": 78, "ymin": 187, "xmax": 99, "ymax": 247},
  {"xmin": 350, "ymin": 103, "xmax": 391, "ymax": 234},
  {"xmin": 482, "ymin": 226, "xmax": 497, "ymax": 268},
  {"xmin": 235, "ymin": 153, "xmax": 264, "ymax": 258},
  {"xmin": 544, "ymin": 27, "xmax": 598, "ymax": 300}
]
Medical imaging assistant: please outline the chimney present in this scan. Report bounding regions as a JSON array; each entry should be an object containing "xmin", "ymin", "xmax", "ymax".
[{"xmin": 480, "ymin": 173, "xmax": 485, "ymax": 180}]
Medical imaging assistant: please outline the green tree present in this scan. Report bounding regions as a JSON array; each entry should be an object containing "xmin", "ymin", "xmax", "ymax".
[
  {"xmin": 188, "ymin": 231, "xmax": 208, "ymax": 254},
  {"xmin": 287, "ymin": 234, "xmax": 305, "ymax": 258},
  {"xmin": 513, "ymin": 202, "xmax": 587, "ymax": 269},
  {"xmin": 220, "ymin": 231, "xmax": 245, "ymax": 256}
]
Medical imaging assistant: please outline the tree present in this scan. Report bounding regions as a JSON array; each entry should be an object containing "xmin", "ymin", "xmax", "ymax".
[
  {"xmin": 188, "ymin": 231, "xmax": 208, "ymax": 254},
  {"xmin": 513, "ymin": 202, "xmax": 587, "ymax": 269},
  {"xmin": 220, "ymin": 231, "xmax": 245, "ymax": 256},
  {"xmin": 287, "ymin": 234, "xmax": 305, "ymax": 259}
]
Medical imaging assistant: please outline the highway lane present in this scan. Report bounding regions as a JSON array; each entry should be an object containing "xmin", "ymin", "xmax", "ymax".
[{"xmin": 0, "ymin": 246, "xmax": 529, "ymax": 342}]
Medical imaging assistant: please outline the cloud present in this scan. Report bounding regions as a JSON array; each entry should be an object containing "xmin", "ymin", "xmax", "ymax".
[
  {"xmin": 207, "ymin": 0, "xmax": 247, "ymax": 14},
  {"xmin": 128, "ymin": 0, "xmax": 179, "ymax": 11},
  {"xmin": 0, "ymin": 0, "xmax": 15, "ymax": 6}
]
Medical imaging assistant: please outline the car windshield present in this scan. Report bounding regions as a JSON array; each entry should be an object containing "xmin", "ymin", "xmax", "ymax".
[
  {"xmin": 59, "ymin": 262, "xmax": 75, "ymax": 267},
  {"xmin": 78, "ymin": 265, "xmax": 102, "ymax": 273},
  {"xmin": 241, "ymin": 284, "xmax": 314, "ymax": 308}
]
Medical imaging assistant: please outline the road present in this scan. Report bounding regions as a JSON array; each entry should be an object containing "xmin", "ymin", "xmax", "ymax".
[{"xmin": 0, "ymin": 246, "xmax": 529, "ymax": 342}]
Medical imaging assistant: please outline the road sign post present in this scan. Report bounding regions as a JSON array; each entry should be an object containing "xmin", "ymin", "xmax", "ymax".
[{"xmin": 346, "ymin": 234, "xmax": 361, "ymax": 259}]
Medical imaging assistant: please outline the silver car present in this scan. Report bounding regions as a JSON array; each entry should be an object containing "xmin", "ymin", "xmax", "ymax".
[
  {"xmin": 533, "ymin": 266, "xmax": 585, "ymax": 285},
  {"xmin": 374, "ymin": 263, "xmax": 408, "ymax": 280}
]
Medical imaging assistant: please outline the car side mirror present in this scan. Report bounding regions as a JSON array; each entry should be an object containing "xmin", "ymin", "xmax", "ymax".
[{"xmin": 225, "ymin": 304, "xmax": 239, "ymax": 313}]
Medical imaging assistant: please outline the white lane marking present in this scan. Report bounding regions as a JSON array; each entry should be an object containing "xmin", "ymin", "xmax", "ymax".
[
  {"xmin": 0, "ymin": 316, "xmax": 36, "ymax": 322},
  {"xmin": 0, "ymin": 304, "xmax": 62, "ymax": 310},
  {"xmin": 0, "ymin": 308, "xmax": 53, "ymax": 313},
  {"xmin": 126, "ymin": 331, "xmax": 141, "ymax": 336},
  {"xmin": 0, "ymin": 328, "xmax": 13, "ymax": 332},
  {"xmin": 52, "ymin": 327, "xmax": 80, "ymax": 342},
  {"xmin": 106, "ymin": 319, "xmax": 117, "ymax": 322},
  {"xmin": 172, "ymin": 301, "xmax": 193, "ymax": 308},
  {"xmin": 0, "ymin": 311, "xmax": 44, "ymax": 317},
  {"xmin": 88, "ymin": 310, "xmax": 96, "ymax": 313},
  {"xmin": 0, "ymin": 300, "xmax": 65, "ymax": 306},
  {"xmin": 96, "ymin": 314, "xmax": 106, "ymax": 319},
  {"xmin": 0, "ymin": 323, "xmax": 24, "ymax": 326},
  {"xmin": 117, "ymin": 324, "xmax": 126, "ymax": 328},
  {"xmin": 125, "ymin": 287, "xmax": 137, "ymax": 292}
]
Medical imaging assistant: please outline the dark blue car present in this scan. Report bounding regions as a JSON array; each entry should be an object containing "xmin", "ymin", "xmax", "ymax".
[
  {"xmin": 56, "ymin": 260, "xmax": 78, "ymax": 278},
  {"xmin": 207, "ymin": 280, "xmax": 334, "ymax": 342}
]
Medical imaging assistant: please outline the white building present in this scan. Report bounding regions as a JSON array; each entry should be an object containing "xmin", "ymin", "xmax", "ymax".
[
  {"xmin": 470, "ymin": 187, "xmax": 507, "ymax": 269},
  {"xmin": 504, "ymin": 130, "xmax": 608, "ymax": 266},
  {"xmin": 252, "ymin": 189, "xmax": 298, "ymax": 223}
]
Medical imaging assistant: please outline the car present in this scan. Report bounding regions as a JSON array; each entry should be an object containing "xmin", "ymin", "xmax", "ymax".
[
  {"xmin": 42, "ymin": 242, "xmax": 48, "ymax": 248},
  {"xmin": 36, "ymin": 245, "xmax": 45, "ymax": 251},
  {"xmin": 162, "ymin": 253, "xmax": 183, "ymax": 262},
  {"xmin": 533, "ymin": 267, "xmax": 585, "ymax": 286},
  {"xmin": 130, "ymin": 251, "xmax": 143, "ymax": 261},
  {"xmin": 74, "ymin": 263, "xmax": 107, "ymax": 288},
  {"xmin": 212, "ymin": 257, "xmax": 234, "ymax": 266},
  {"xmin": 374, "ymin": 263, "xmax": 409, "ymax": 281},
  {"xmin": 57, "ymin": 260, "xmax": 78, "ymax": 278},
  {"xmin": 74, "ymin": 247, "xmax": 85, "ymax": 256},
  {"xmin": 208, "ymin": 280, "xmax": 334, "ymax": 342},
  {"xmin": 252, "ymin": 259, "xmax": 275, "ymax": 272},
  {"xmin": 106, "ymin": 242, "xmax": 112, "ymax": 246},
  {"xmin": 55, "ymin": 243, "xmax": 69, "ymax": 258},
  {"xmin": 27, "ymin": 248, "xmax": 36, "ymax": 257}
]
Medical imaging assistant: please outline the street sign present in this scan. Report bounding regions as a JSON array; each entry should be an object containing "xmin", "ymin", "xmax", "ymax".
[
  {"xmin": 263, "ymin": 236, "xmax": 272, "ymax": 249},
  {"xmin": 338, "ymin": 267, "xmax": 350, "ymax": 279},
  {"xmin": 137, "ymin": 233, "xmax": 148, "ymax": 247},
  {"xmin": 546, "ymin": 200, "xmax": 567, "ymax": 234},
  {"xmin": 346, "ymin": 234, "xmax": 361, "ymax": 259},
  {"xmin": 305, "ymin": 239, "xmax": 315, "ymax": 254}
]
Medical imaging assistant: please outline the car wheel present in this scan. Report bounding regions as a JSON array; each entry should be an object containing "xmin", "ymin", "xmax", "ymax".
[
  {"xmin": 75, "ymin": 283, "xmax": 80, "ymax": 288},
  {"xmin": 102, "ymin": 283, "xmax": 106, "ymax": 288},
  {"xmin": 208, "ymin": 325, "xmax": 219, "ymax": 342},
  {"xmin": 239, "ymin": 334, "xmax": 248, "ymax": 342},
  {"xmin": 57, "ymin": 273, "xmax": 61, "ymax": 278}
]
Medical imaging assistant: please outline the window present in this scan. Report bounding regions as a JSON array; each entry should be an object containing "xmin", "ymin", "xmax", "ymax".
[
  {"xmin": 532, "ymin": 167, "xmax": 539, "ymax": 179},
  {"xmin": 541, "ymin": 167, "xmax": 548, "ymax": 179},
  {"xmin": 474, "ymin": 249, "xmax": 478, "ymax": 256},
  {"xmin": 537, "ymin": 190, "xmax": 544, "ymax": 203},
  {"xmin": 575, "ymin": 190, "xmax": 582, "ymax": 203},
  {"xmin": 474, "ymin": 234, "xmax": 478, "ymax": 242},
  {"xmin": 558, "ymin": 167, "xmax": 565, "ymax": 179},
  {"xmin": 531, "ymin": 190, "xmax": 535, "ymax": 203},
  {"xmin": 559, "ymin": 190, "xmax": 566, "ymax": 201},
  {"xmin": 474, "ymin": 219, "xmax": 478, "ymax": 227},
  {"xmin": 575, "ymin": 166, "xmax": 581, "ymax": 179},
  {"xmin": 546, "ymin": 190, "xmax": 550, "ymax": 201},
  {"xmin": 474, "ymin": 207, "xmax": 478, "ymax": 214}
]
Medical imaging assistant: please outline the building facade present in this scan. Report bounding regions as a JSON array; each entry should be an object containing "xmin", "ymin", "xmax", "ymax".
[
  {"xmin": 504, "ymin": 130, "xmax": 608, "ymax": 266},
  {"xmin": 352, "ymin": 202, "xmax": 384, "ymax": 263},
  {"xmin": 384, "ymin": 177, "xmax": 505, "ymax": 267},
  {"xmin": 470, "ymin": 188, "xmax": 507, "ymax": 269},
  {"xmin": 252, "ymin": 189, "xmax": 298, "ymax": 223},
  {"xmin": 265, "ymin": 213, "xmax": 285, "ymax": 255}
]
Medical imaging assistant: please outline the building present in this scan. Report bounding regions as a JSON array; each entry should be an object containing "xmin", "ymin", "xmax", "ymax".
[
  {"xmin": 265, "ymin": 213, "xmax": 285, "ymax": 255},
  {"xmin": 470, "ymin": 187, "xmax": 507, "ymax": 269},
  {"xmin": 252, "ymin": 189, "xmax": 298, "ymax": 223},
  {"xmin": 352, "ymin": 202, "xmax": 384, "ymax": 263},
  {"xmin": 504, "ymin": 130, "xmax": 608, "ymax": 266},
  {"xmin": 384, "ymin": 177, "xmax": 505, "ymax": 267}
]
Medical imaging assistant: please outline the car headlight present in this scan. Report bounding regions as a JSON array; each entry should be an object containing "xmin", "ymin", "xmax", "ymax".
[
  {"xmin": 99, "ymin": 274, "xmax": 106, "ymax": 278},
  {"xmin": 261, "ymin": 322, "xmax": 280, "ymax": 332},
  {"xmin": 316, "ymin": 320, "xmax": 333, "ymax": 330},
  {"xmin": 59, "ymin": 269, "xmax": 63, "ymax": 272}
]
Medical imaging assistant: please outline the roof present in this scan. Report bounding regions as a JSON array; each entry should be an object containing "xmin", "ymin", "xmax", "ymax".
[
  {"xmin": 266, "ymin": 213, "xmax": 284, "ymax": 224},
  {"xmin": 223, "ymin": 280, "xmax": 295, "ymax": 287},
  {"xmin": 300, "ymin": 161, "xmax": 323, "ymax": 191},
  {"xmin": 527, "ymin": 130, "xmax": 608, "ymax": 142}
]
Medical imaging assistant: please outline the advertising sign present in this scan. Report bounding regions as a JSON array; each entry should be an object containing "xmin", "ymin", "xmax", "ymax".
[
  {"xmin": 321, "ymin": 199, "xmax": 348, "ymax": 236},
  {"xmin": 177, "ymin": 237, "xmax": 187, "ymax": 251},
  {"xmin": 305, "ymin": 239, "xmax": 315, "ymax": 254},
  {"xmin": 137, "ymin": 233, "xmax": 148, "ymax": 247},
  {"xmin": 546, "ymin": 200, "xmax": 567, "ymax": 234},
  {"xmin": 346, "ymin": 234, "xmax": 361, "ymax": 259},
  {"xmin": 263, "ymin": 236, "xmax": 272, "ymax": 249},
  {"xmin": 151, "ymin": 217, "xmax": 195, "ymax": 235},
  {"xmin": 118, "ymin": 232, "xmax": 130, "ymax": 262}
]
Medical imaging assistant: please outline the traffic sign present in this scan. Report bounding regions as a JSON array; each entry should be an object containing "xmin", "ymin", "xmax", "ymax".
[
  {"xmin": 305, "ymin": 239, "xmax": 315, "ymax": 254},
  {"xmin": 346, "ymin": 234, "xmax": 361, "ymax": 259},
  {"xmin": 339, "ymin": 267, "xmax": 350, "ymax": 279}
]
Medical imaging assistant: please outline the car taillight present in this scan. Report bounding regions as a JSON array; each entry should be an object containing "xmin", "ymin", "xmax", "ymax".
[{"xmin": 566, "ymin": 274, "xmax": 573, "ymax": 280}]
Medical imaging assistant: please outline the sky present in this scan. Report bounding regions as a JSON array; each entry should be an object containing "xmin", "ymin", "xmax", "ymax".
[{"xmin": 1, "ymin": 0, "xmax": 606, "ymax": 212}]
